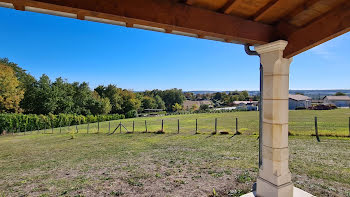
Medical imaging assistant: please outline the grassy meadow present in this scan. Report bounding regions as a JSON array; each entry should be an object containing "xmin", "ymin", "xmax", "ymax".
[
  {"xmin": 1, "ymin": 109, "xmax": 350, "ymax": 196},
  {"xmin": 22, "ymin": 108, "xmax": 350, "ymax": 137}
]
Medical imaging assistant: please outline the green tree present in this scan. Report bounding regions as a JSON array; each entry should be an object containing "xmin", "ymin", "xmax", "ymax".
[
  {"xmin": 335, "ymin": 92, "xmax": 346, "ymax": 96},
  {"xmin": 172, "ymin": 103, "xmax": 183, "ymax": 112},
  {"xmin": 0, "ymin": 64, "xmax": 24, "ymax": 112},
  {"xmin": 141, "ymin": 96, "xmax": 157, "ymax": 110},
  {"xmin": 120, "ymin": 89, "xmax": 141, "ymax": 114},
  {"xmin": 199, "ymin": 104, "xmax": 209, "ymax": 111},
  {"xmin": 52, "ymin": 77, "xmax": 75, "ymax": 114},
  {"xmin": 95, "ymin": 85, "xmax": 123, "ymax": 114},
  {"xmin": 162, "ymin": 88, "xmax": 185, "ymax": 111},
  {"xmin": 213, "ymin": 92, "xmax": 223, "ymax": 100},
  {"xmin": 88, "ymin": 92, "xmax": 112, "ymax": 115},
  {"xmin": 30, "ymin": 74, "xmax": 58, "ymax": 114},
  {"xmin": 154, "ymin": 95, "xmax": 165, "ymax": 109}
]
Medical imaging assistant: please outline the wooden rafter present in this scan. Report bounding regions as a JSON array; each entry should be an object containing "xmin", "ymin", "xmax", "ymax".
[
  {"xmin": 218, "ymin": 0, "xmax": 237, "ymax": 14},
  {"xmin": 283, "ymin": 0, "xmax": 320, "ymax": 21},
  {"xmin": 185, "ymin": 0, "xmax": 196, "ymax": 5},
  {"xmin": 252, "ymin": 0, "xmax": 279, "ymax": 21},
  {"xmin": 283, "ymin": 2, "xmax": 350, "ymax": 58},
  {"xmin": 0, "ymin": 0, "xmax": 277, "ymax": 45}
]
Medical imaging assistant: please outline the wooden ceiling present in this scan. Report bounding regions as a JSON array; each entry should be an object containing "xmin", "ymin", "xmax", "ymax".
[{"xmin": 0, "ymin": 0, "xmax": 349, "ymax": 58}]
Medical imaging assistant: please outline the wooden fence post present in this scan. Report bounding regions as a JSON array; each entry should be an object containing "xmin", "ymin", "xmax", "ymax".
[
  {"xmin": 59, "ymin": 122, "xmax": 62, "ymax": 134},
  {"xmin": 120, "ymin": 121, "xmax": 122, "ymax": 133},
  {"xmin": 161, "ymin": 120, "xmax": 164, "ymax": 131},
  {"xmin": 145, "ymin": 120, "xmax": 148, "ymax": 132},
  {"xmin": 348, "ymin": 117, "xmax": 350, "ymax": 137},
  {"xmin": 52, "ymin": 124, "xmax": 54, "ymax": 134},
  {"xmin": 236, "ymin": 117, "xmax": 238, "ymax": 134},
  {"xmin": 24, "ymin": 124, "xmax": 26, "ymax": 135},
  {"xmin": 177, "ymin": 119, "xmax": 180, "ymax": 134},
  {"xmin": 133, "ymin": 121, "xmax": 135, "ymax": 133},
  {"xmin": 314, "ymin": 117, "xmax": 320, "ymax": 142},
  {"xmin": 98, "ymin": 121, "xmax": 100, "ymax": 133},
  {"xmin": 109, "ymin": 121, "xmax": 111, "ymax": 133},
  {"xmin": 87, "ymin": 123, "xmax": 89, "ymax": 134},
  {"xmin": 195, "ymin": 119, "xmax": 198, "ymax": 134},
  {"xmin": 215, "ymin": 118, "xmax": 217, "ymax": 133},
  {"xmin": 75, "ymin": 124, "xmax": 78, "ymax": 133}
]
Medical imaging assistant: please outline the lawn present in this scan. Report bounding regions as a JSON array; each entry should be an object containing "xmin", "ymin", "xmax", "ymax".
[{"xmin": 0, "ymin": 133, "xmax": 349, "ymax": 196}]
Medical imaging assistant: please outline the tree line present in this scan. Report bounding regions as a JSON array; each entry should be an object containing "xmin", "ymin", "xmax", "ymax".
[
  {"xmin": 0, "ymin": 58, "xmax": 257, "ymax": 116},
  {"xmin": 0, "ymin": 58, "xmax": 185, "ymax": 116}
]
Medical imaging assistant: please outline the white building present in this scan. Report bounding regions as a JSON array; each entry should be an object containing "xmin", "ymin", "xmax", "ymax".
[
  {"xmin": 233, "ymin": 101, "xmax": 258, "ymax": 111},
  {"xmin": 288, "ymin": 94, "xmax": 311, "ymax": 110},
  {"xmin": 323, "ymin": 96, "xmax": 350, "ymax": 108}
]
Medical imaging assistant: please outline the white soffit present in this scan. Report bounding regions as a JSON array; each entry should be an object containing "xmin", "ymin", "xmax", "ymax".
[
  {"xmin": 133, "ymin": 24, "xmax": 166, "ymax": 33},
  {"xmin": 85, "ymin": 16, "xmax": 126, "ymax": 26},
  {"xmin": 171, "ymin": 30, "xmax": 198, "ymax": 38},
  {"xmin": 0, "ymin": 2, "xmax": 14, "ymax": 8},
  {"xmin": 25, "ymin": 6, "xmax": 77, "ymax": 18},
  {"xmin": 203, "ymin": 36, "xmax": 225, "ymax": 42}
]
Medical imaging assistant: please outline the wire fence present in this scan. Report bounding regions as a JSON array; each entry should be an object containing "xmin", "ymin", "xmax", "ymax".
[{"xmin": 9, "ymin": 112, "xmax": 350, "ymax": 138}]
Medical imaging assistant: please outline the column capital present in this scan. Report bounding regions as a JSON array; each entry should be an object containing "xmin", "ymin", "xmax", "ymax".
[{"xmin": 255, "ymin": 40, "xmax": 288, "ymax": 54}]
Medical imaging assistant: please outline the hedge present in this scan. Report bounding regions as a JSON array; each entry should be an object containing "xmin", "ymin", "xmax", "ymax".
[{"xmin": 0, "ymin": 113, "xmax": 125, "ymax": 133}]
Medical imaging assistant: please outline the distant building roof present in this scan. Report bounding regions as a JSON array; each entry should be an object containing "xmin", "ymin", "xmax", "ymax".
[
  {"xmin": 324, "ymin": 96, "xmax": 350, "ymax": 101},
  {"xmin": 289, "ymin": 94, "xmax": 311, "ymax": 101},
  {"xmin": 232, "ymin": 101, "xmax": 258, "ymax": 105}
]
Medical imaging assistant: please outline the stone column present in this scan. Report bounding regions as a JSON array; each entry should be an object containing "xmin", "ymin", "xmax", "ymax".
[{"xmin": 255, "ymin": 40, "xmax": 293, "ymax": 197}]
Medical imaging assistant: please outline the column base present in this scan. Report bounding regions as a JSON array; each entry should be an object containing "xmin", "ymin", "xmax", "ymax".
[
  {"xmin": 240, "ymin": 187, "xmax": 315, "ymax": 197},
  {"xmin": 256, "ymin": 177, "xmax": 293, "ymax": 197}
]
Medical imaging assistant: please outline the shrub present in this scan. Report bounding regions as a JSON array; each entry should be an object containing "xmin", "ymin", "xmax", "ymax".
[
  {"xmin": 0, "ymin": 113, "xmax": 124, "ymax": 133},
  {"xmin": 125, "ymin": 110, "xmax": 138, "ymax": 118}
]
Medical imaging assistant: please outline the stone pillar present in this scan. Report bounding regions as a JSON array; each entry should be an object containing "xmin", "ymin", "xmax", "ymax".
[{"xmin": 255, "ymin": 40, "xmax": 293, "ymax": 197}]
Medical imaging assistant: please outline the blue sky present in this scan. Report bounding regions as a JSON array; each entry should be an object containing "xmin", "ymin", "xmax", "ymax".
[{"xmin": 0, "ymin": 7, "xmax": 349, "ymax": 91}]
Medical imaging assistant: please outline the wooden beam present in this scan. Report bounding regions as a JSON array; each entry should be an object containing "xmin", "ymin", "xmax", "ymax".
[
  {"xmin": 252, "ymin": 0, "xmax": 279, "ymax": 21},
  {"xmin": 218, "ymin": 0, "xmax": 237, "ymax": 14},
  {"xmin": 0, "ymin": 0, "xmax": 277, "ymax": 44},
  {"xmin": 283, "ymin": 2, "xmax": 350, "ymax": 58},
  {"xmin": 283, "ymin": 0, "xmax": 320, "ymax": 21},
  {"xmin": 275, "ymin": 21, "xmax": 298, "ymax": 40}
]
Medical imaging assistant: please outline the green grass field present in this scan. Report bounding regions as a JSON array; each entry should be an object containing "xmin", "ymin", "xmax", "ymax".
[
  {"xmin": 1, "ymin": 109, "xmax": 350, "ymax": 196},
  {"xmin": 26, "ymin": 109, "xmax": 350, "ymax": 137}
]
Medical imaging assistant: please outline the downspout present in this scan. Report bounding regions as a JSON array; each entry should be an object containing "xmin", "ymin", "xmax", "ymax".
[{"xmin": 244, "ymin": 44, "xmax": 263, "ymax": 169}]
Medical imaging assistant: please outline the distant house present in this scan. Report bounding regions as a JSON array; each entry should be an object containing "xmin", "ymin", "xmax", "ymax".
[
  {"xmin": 232, "ymin": 101, "xmax": 259, "ymax": 106},
  {"xmin": 183, "ymin": 100, "xmax": 213, "ymax": 110},
  {"xmin": 323, "ymin": 96, "xmax": 350, "ymax": 108},
  {"xmin": 289, "ymin": 94, "xmax": 311, "ymax": 110},
  {"xmin": 233, "ymin": 101, "xmax": 259, "ymax": 111},
  {"xmin": 311, "ymin": 99, "xmax": 323, "ymax": 105}
]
